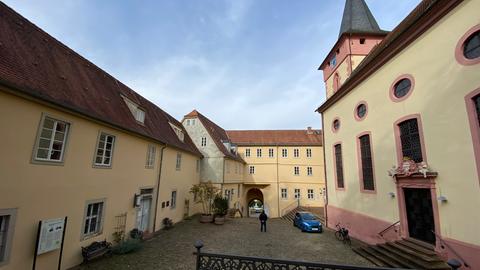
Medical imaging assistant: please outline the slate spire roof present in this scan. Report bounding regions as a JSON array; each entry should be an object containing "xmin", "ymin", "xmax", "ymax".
[{"xmin": 338, "ymin": 0, "xmax": 387, "ymax": 38}]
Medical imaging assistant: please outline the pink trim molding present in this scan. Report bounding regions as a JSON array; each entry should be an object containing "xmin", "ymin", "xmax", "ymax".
[
  {"xmin": 389, "ymin": 74, "xmax": 415, "ymax": 102},
  {"xmin": 464, "ymin": 87, "xmax": 480, "ymax": 186},
  {"xmin": 353, "ymin": 101, "xmax": 368, "ymax": 121},
  {"xmin": 393, "ymin": 114, "xmax": 428, "ymax": 165},
  {"xmin": 356, "ymin": 131, "xmax": 376, "ymax": 193},
  {"xmin": 326, "ymin": 205, "xmax": 400, "ymax": 245},
  {"xmin": 331, "ymin": 117, "xmax": 340, "ymax": 133},
  {"xmin": 333, "ymin": 73, "xmax": 341, "ymax": 93},
  {"xmin": 332, "ymin": 142, "xmax": 345, "ymax": 191},
  {"xmin": 455, "ymin": 24, "xmax": 480, "ymax": 66}
]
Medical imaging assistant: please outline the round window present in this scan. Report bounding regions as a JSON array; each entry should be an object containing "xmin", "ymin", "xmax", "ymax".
[
  {"xmin": 332, "ymin": 119, "xmax": 340, "ymax": 131},
  {"xmin": 393, "ymin": 78, "xmax": 411, "ymax": 98},
  {"xmin": 356, "ymin": 104, "xmax": 367, "ymax": 119},
  {"xmin": 464, "ymin": 30, "xmax": 480, "ymax": 60}
]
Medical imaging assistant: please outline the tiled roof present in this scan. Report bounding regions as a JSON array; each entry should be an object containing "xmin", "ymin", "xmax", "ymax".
[
  {"xmin": 226, "ymin": 129, "xmax": 323, "ymax": 146},
  {"xmin": 0, "ymin": 2, "xmax": 201, "ymax": 157},
  {"xmin": 338, "ymin": 0, "xmax": 387, "ymax": 38},
  {"xmin": 184, "ymin": 110, "xmax": 245, "ymax": 163},
  {"xmin": 317, "ymin": 0, "xmax": 463, "ymax": 113}
]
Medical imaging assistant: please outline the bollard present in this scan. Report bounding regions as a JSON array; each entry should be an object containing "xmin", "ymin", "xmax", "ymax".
[{"xmin": 194, "ymin": 240, "xmax": 204, "ymax": 270}]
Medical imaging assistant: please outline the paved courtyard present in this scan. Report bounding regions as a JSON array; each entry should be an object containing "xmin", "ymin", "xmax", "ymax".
[{"xmin": 74, "ymin": 217, "xmax": 373, "ymax": 269}]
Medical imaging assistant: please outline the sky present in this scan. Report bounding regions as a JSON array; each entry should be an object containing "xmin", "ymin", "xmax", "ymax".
[{"xmin": 4, "ymin": 0, "xmax": 420, "ymax": 130}]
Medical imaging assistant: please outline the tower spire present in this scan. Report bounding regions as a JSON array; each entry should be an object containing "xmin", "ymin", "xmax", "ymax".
[{"xmin": 338, "ymin": 0, "xmax": 384, "ymax": 38}]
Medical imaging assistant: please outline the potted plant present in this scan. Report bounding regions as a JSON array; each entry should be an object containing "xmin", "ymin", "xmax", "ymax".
[
  {"xmin": 213, "ymin": 195, "xmax": 229, "ymax": 225},
  {"xmin": 190, "ymin": 181, "xmax": 219, "ymax": 223}
]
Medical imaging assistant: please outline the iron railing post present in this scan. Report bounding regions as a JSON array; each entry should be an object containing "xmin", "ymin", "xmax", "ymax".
[{"xmin": 194, "ymin": 240, "xmax": 204, "ymax": 270}]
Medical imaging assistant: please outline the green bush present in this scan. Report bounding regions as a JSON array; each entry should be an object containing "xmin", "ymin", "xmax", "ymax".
[
  {"xmin": 213, "ymin": 195, "xmax": 229, "ymax": 216},
  {"xmin": 112, "ymin": 239, "xmax": 142, "ymax": 255}
]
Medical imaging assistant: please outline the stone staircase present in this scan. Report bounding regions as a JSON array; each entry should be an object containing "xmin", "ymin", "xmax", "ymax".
[
  {"xmin": 281, "ymin": 206, "xmax": 325, "ymax": 224},
  {"xmin": 353, "ymin": 237, "xmax": 451, "ymax": 269}
]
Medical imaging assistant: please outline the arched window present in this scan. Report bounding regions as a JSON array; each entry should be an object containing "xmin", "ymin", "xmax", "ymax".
[{"xmin": 333, "ymin": 73, "xmax": 340, "ymax": 92}]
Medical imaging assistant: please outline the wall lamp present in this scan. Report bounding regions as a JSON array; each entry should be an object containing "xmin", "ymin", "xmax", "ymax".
[
  {"xmin": 437, "ymin": 195, "xmax": 448, "ymax": 203},
  {"xmin": 387, "ymin": 192, "xmax": 395, "ymax": 198}
]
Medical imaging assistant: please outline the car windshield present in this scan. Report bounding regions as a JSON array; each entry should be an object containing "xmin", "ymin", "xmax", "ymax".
[{"xmin": 301, "ymin": 214, "xmax": 315, "ymax": 220}]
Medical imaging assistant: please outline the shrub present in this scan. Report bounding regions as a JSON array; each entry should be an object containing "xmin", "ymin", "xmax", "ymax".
[
  {"xmin": 112, "ymin": 239, "xmax": 142, "ymax": 255},
  {"xmin": 213, "ymin": 195, "xmax": 229, "ymax": 216}
]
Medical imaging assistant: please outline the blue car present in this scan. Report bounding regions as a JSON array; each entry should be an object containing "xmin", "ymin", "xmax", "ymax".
[{"xmin": 293, "ymin": 212, "xmax": 323, "ymax": 233}]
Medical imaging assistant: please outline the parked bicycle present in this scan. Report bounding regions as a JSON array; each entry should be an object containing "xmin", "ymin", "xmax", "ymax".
[{"xmin": 334, "ymin": 223, "xmax": 351, "ymax": 246}]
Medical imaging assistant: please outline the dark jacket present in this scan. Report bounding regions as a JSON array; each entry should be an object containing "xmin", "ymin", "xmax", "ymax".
[{"xmin": 259, "ymin": 212, "xmax": 268, "ymax": 222}]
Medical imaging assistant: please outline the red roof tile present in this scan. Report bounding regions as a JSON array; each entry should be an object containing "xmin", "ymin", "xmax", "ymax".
[
  {"xmin": 0, "ymin": 2, "xmax": 201, "ymax": 157},
  {"xmin": 226, "ymin": 129, "xmax": 323, "ymax": 146}
]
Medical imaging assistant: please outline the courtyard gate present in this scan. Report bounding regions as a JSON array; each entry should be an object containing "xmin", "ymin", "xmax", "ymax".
[{"xmin": 193, "ymin": 241, "xmax": 407, "ymax": 270}]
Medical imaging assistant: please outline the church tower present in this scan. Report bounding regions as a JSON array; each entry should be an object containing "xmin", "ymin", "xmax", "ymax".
[{"xmin": 319, "ymin": 0, "xmax": 388, "ymax": 99}]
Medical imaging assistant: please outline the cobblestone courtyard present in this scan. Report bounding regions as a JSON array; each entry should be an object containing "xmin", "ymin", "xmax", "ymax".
[{"xmin": 74, "ymin": 217, "xmax": 373, "ymax": 269}]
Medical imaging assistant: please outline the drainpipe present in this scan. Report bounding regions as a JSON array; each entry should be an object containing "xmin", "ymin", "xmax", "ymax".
[
  {"xmin": 321, "ymin": 114, "xmax": 329, "ymax": 228},
  {"xmin": 276, "ymin": 146, "xmax": 280, "ymax": 217},
  {"xmin": 153, "ymin": 145, "xmax": 166, "ymax": 232}
]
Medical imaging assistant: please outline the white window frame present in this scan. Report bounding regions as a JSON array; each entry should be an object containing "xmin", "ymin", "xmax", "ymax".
[
  {"xmin": 33, "ymin": 115, "xmax": 70, "ymax": 163},
  {"xmin": 294, "ymin": 166, "xmax": 300, "ymax": 176},
  {"xmin": 186, "ymin": 119, "xmax": 191, "ymax": 126},
  {"xmin": 268, "ymin": 148, "xmax": 274, "ymax": 158},
  {"xmin": 176, "ymin": 153, "xmax": 182, "ymax": 171},
  {"xmin": 281, "ymin": 188, "xmax": 287, "ymax": 199},
  {"xmin": 82, "ymin": 199, "xmax": 105, "ymax": 240},
  {"xmin": 191, "ymin": 119, "xmax": 196, "ymax": 125},
  {"xmin": 245, "ymin": 148, "xmax": 251, "ymax": 157},
  {"xmin": 256, "ymin": 148, "xmax": 262, "ymax": 157},
  {"xmin": 146, "ymin": 145, "xmax": 156, "ymax": 168},
  {"xmin": 306, "ymin": 148, "xmax": 312, "ymax": 158},
  {"xmin": 0, "ymin": 209, "xmax": 17, "ymax": 267},
  {"xmin": 93, "ymin": 132, "xmax": 115, "ymax": 167},
  {"xmin": 249, "ymin": 166, "xmax": 255, "ymax": 174},
  {"xmin": 294, "ymin": 189, "xmax": 301, "ymax": 199},
  {"xmin": 171, "ymin": 190, "xmax": 177, "ymax": 209},
  {"xmin": 307, "ymin": 167, "xmax": 313, "ymax": 176},
  {"xmin": 307, "ymin": 189, "xmax": 314, "ymax": 200},
  {"xmin": 294, "ymin": 148, "xmax": 299, "ymax": 158},
  {"xmin": 122, "ymin": 95, "xmax": 145, "ymax": 123},
  {"xmin": 282, "ymin": 149, "xmax": 288, "ymax": 158}
]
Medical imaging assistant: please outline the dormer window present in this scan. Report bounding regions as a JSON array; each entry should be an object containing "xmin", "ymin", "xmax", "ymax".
[
  {"xmin": 169, "ymin": 123, "xmax": 184, "ymax": 142},
  {"xmin": 122, "ymin": 96, "xmax": 145, "ymax": 124}
]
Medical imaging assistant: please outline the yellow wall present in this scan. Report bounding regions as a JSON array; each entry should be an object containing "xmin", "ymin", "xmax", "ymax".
[
  {"xmin": 325, "ymin": 56, "xmax": 351, "ymax": 98},
  {"xmin": 0, "ymin": 90, "xmax": 200, "ymax": 269},
  {"xmin": 322, "ymin": 0, "xmax": 480, "ymax": 246}
]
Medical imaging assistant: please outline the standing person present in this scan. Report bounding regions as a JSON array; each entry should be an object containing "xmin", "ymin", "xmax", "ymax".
[{"xmin": 259, "ymin": 210, "xmax": 268, "ymax": 232}]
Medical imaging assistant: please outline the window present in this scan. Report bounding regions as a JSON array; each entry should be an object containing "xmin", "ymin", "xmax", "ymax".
[
  {"xmin": 294, "ymin": 149, "xmax": 299, "ymax": 158},
  {"xmin": 464, "ymin": 30, "xmax": 480, "ymax": 59},
  {"xmin": 356, "ymin": 103, "xmax": 367, "ymax": 120},
  {"xmin": 307, "ymin": 189, "xmax": 314, "ymax": 199},
  {"xmin": 83, "ymin": 201, "xmax": 104, "ymax": 238},
  {"xmin": 294, "ymin": 189, "xmax": 300, "ymax": 199},
  {"xmin": 171, "ymin": 191, "xmax": 177, "ymax": 209},
  {"xmin": 359, "ymin": 134, "xmax": 375, "ymax": 191},
  {"xmin": 169, "ymin": 123, "xmax": 185, "ymax": 142},
  {"xmin": 191, "ymin": 119, "xmax": 196, "ymax": 125},
  {"xmin": 334, "ymin": 144, "xmax": 344, "ymax": 188},
  {"xmin": 257, "ymin": 149, "xmax": 262, "ymax": 158},
  {"xmin": 307, "ymin": 167, "xmax": 313, "ymax": 176},
  {"xmin": 245, "ymin": 149, "xmax": 251, "ymax": 157},
  {"xmin": 122, "ymin": 96, "xmax": 145, "ymax": 123},
  {"xmin": 398, "ymin": 119, "xmax": 423, "ymax": 163},
  {"xmin": 330, "ymin": 55, "xmax": 336, "ymax": 67},
  {"xmin": 282, "ymin": 149, "xmax": 288, "ymax": 157},
  {"xmin": 0, "ymin": 209, "xmax": 16, "ymax": 265},
  {"xmin": 34, "ymin": 116, "xmax": 69, "ymax": 162},
  {"xmin": 393, "ymin": 79, "xmax": 412, "ymax": 99},
  {"xmin": 201, "ymin": 137, "xmax": 207, "ymax": 147},
  {"xmin": 332, "ymin": 118, "xmax": 340, "ymax": 132},
  {"xmin": 94, "ymin": 133, "xmax": 115, "ymax": 166},
  {"xmin": 360, "ymin": 38, "xmax": 366, "ymax": 44},
  {"xmin": 176, "ymin": 153, "xmax": 182, "ymax": 170},
  {"xmin": 146, "ymin": 145, "xmax": 156, "ymax": 168},
  {"xmin": 249, "ymin": 166, "xmax": 255, "ymax": 174},
  {"xmin": 306, "ymin": 148, "xmax": 312, "ymax": 158},
  {"xmin": 294, "ymin": 166, "xmax": 300, "ymax": 175},
  {"xmin": 268, "ymin": 148, "xmax": 274, "ymax": 158},
  {"xmin": 281, "ymin": 188, "xmax": 287, "ymax": 199},
  {"xmin": 186, "ymin": 119, "xmax": 190, "ymax": 126}
]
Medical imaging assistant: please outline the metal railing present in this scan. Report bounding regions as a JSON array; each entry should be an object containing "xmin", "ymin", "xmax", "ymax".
[
  {"xmin": 193, "ymin": 241, "xmax": 403, "ymax": 270},
  {"xmin": 378, "ymin": 220, "xmax": 400, "ymax": 238},
  {"xmin": 280, "ymin": 198, "xmax": 300, "ymax": 216}
]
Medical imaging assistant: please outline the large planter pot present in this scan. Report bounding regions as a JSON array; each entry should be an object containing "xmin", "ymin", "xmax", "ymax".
[
  {"xmin": 214, "ymin": 215, "xmax": 226, "ymax": 225},
  {"xmin": 199, "ymin": 214, "xmax": 214, "ymax": 223}
]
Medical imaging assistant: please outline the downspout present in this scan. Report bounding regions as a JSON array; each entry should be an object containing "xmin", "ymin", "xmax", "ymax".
[
  {"xmin": 276, "ymin": 145, "xmax": 280, "ymax": 217},
  {"xmin": 153, "ymin": 145, "xmax": 166, "ymax": 232},
  {"xmin": 320, "ymin": 114, "xmax": 329, "ymax": 228}
]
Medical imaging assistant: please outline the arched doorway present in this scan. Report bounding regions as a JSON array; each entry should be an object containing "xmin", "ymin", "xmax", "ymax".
[{"xmin": 246, "ymin": 188, "xmax": 264, "ymax": 217}]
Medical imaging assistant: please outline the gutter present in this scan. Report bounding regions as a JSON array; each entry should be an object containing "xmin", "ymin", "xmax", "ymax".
[
  {"xmin": 276, "ymin": 146, "xmax": 280, "ymax": 217},
  {"xmin": 153, "ymin": 145, "xmax": 166, "ymax": 232},
  {"xmin": 321, "ymin": 114, "xmax": 329, "ymax": 228}
]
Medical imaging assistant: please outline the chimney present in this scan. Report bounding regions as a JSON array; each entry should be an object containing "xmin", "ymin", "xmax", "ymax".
[{"xmin": 307, "ymin": 127, "xmax": 313, "ymax": 134}]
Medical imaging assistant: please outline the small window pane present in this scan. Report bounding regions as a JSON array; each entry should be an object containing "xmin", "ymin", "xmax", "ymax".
[
  {"xmin": 333, "ymin": 119, "xmax": 340, "ymax": 131},
  {"xmin": 40, "ymin": 129, "xmax": 52, "ymax": 139},
  {"xmin": 394, "ymin": 79, "xmax": 411, "ymax": 98},
  {"xmin": 43, "ymin": 118, "xmax": 55, "ymax": 129},
  {"xmin": 464, "ymin": 31, "xmax": 480, "ymax": 59},
  {"xmin": 357, "ymin": 104, "xmax": 367, "ymax": 118}
]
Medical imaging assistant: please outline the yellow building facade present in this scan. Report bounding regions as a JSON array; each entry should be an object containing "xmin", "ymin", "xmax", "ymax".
[
  {"xmin": 0, "ymin": 3, "xmax": 202, "ymax": 269},
  {"xmin": 317, "ymin": 0, "xmax": 480, "ymax": 268}
]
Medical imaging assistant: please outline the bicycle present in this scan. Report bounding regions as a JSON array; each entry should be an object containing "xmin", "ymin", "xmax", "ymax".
[{"xmin": 334, "ymin": 223, "xmax": 351, "ymax": 246}]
